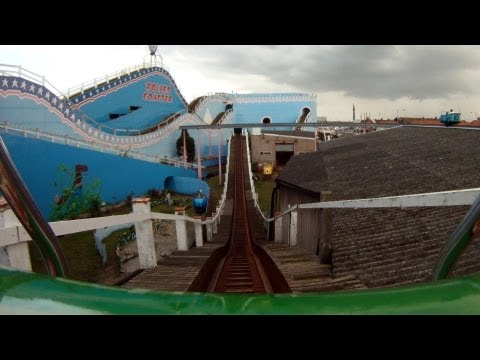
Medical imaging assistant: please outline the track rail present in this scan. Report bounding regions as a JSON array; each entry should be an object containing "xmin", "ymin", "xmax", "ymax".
[{"xmin": 208, "ymin": 134, "xmax": 272, "ymax": 293}]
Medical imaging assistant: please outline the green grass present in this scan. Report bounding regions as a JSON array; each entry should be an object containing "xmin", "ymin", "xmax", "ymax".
[
  {"xmin": 253, "ymin": 178, "xmax": 276, "ymax": 214},
  {"xmin": 206, "ymin": 175, "xmax": 224, "ymax": 210},
  {"xmin": 29, "ymin": 207, "xmax": 131, "ymax": 283}
]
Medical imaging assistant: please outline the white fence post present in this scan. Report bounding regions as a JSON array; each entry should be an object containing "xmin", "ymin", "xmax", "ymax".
[
  {"xmin": 274, "ymin": 212, "xmax": 283, "ymax": 243},
  {"xmin": 174, "ymin": 206, "xmax": 188, "ymax": 251},
  {"xmin": 0, "ymin": 207, "xmax": 32, "ymax": 271},
  {"xmin": 289, "ymin": 210, "xmax": 298, "ymax": 246},
  {"xmin": 212, "ymin": 212, "xmax": 218, "ymax": 234},
  {"xmin": 132, "ymin": 198, "xmax": 157, "ymax": 268},
  {"xmin": 193, "ymin": 216, "xmax": 203, "ymax": 247},
  {"xmin": 206, "ymin": 216, "xmax": 213, "ymax": 242}
]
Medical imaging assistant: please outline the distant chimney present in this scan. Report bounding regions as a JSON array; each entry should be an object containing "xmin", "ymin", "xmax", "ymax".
[{"xmin": 353, "ymin": 104, "xmax": 356, "ymax": 121}]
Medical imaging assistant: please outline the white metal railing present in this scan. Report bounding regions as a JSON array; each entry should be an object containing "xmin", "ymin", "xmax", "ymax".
[
  {"xmin": 1, "ymin": 188, "xmax": 477, "ymax": 246},
  {"xmin": 0, "ymin": 111, "xmax": 205, "ymax": 151},
  {"xmin": 195, "ymin": 93, "xmax": 229, "ymax": 116},
  {"xmin": 210, "ymin": 133, "xmax": 232, "ymax": 224},
  {"xmin": 0, "ymin": 63, "xmax": 190, "ymax": 136},
  {"xmin": 0, "ymin": 64, "xmax": 128, "ymax": 135},
  {"xmin": 0, "ymin": 122, "xmax": 203, "ymax": 170},
  {"xmin": 244, "ymin": 130, "xmax": 271, "ymax": 223},
  {"xmin": 268, "ymin": 188, "xmax": 480, "ymax": 223},
  {"xmin": 63, "ymin": 58, "xmax": 169, "ymax": 97}
]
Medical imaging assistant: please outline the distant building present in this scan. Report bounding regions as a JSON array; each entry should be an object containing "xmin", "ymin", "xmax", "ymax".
[
  {"xmin": 250, "ymin": 130, "xmax": 317, "ymax": 171},
  {"xmin": 317, "ymin": 116, "xmax": 327, "ymax": 123}
]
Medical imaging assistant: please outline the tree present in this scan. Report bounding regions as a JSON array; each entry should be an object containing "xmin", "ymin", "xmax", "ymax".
[{"xmin": 176, "ymin": 129, "xmax": 195, "ymax": 162}]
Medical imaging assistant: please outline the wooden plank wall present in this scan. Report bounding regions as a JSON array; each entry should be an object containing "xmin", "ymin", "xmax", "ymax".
[{"xmin": 278, "ymin": 185, "xmax": 322, "ymax": 254}]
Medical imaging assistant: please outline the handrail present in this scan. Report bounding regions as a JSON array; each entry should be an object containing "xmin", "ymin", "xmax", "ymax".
[
  {"xmin": 0, "ymin": 63, "xmax": 190, "ymax": 135},
  {"xmin": 139, "ymin": 109, "xmax": 188, "ymax": 135},
  {"xmin": 0, "ymin": 110, "xmax": 205, "ymax": 150},
  {"xmin": 0, "ymin": 64, "xmax": 122, "ymax": 134},
  {"xmin": 0, "ymin": 135, "xmax": 68, "ymax": 277},
  {"xmin": 62, "ymin": 58, "xmax": 168, "ymax": 97},
  {"xmin": 244, "ymin": 129, "xmax": 270, "ymax": 222},
  {"xmin": 209, "ymin": 133, "xmax": 232, "ymax": 224},
  {"xmin": 432, "ymin": 194, "xmax": 480, "ymax": 280},
  {"xmin": 194, "ymin": 93, "xmax": 229, "ymax": 114},
  {"xmin": 0, "ymin": 122, "xmax": 203, "ymax": 170}
]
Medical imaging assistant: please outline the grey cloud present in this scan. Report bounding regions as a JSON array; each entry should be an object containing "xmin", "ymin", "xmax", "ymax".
[{"xmin": 161, "ymin": 45, "xmax": 480, "ymax": 101}]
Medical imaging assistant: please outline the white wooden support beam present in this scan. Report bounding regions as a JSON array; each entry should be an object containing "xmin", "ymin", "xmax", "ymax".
[
  {"xmin": 193, "ymin": 217, "xmax": 203, "ymax": 247},
  {"xmin": 174, "ymin": 206, "xmax": 188, "ymax": 251},
  {"xmin": 212, "ymin": 213, "xmax": 218, "ymax": 234},
  {"xmin": 274, "ymin": 212, "xmax": 283, "ymax": 243},
  {"xmin": 206, "ymin": 216, "xmax": 213, "ymax": 242},
  {"xmin": 132, "ymin": 198, "xmax": 157, "ymax": 268},
  {"xmin": 289, "ymin": 210, "xmax": 298, "ymax": 246}
]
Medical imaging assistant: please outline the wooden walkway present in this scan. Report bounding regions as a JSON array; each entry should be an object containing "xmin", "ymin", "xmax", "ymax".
[
  {"xmin": 260, "ymin": 242, "xmax": 367, "ymax": 293},
  {"xmin": 122, "ymin": 201, "xmax": 232, "ymax": 292},
  {"xmin": 122, "ymin": 135, "xmax": 367, "ymax": 294}
]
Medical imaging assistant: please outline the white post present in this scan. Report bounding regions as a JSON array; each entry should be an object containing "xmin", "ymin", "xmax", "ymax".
[
  {"xmin": 132, "ymin": 198, "xmax": 157, "ymax": 268},
  {"xmin": 174, "ymin": 206, "xmax": 188, "ymax": 251},
  {"xmin": 194, "ymin": 218, "xmax": 203, "ymax": 247},
  {"xmin": 274, "ymin": 212, "xmax": 283, "ymax": 243},
  {"xmin": 212, "ymin": 213, "xmax": 218, "ymax": 234},
  {"xmin": 206, "ymin": 216, "xmax": 213, "ymax": 242},
  {"xmin": 289, "ymin": 210, "xmax": 298, "ymax": 246},
  {"xmin": 0, "ymin": 208, "xmax": 32, "ymax": 271}
]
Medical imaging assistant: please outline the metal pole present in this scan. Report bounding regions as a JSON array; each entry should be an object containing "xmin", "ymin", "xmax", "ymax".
[
  {"xmin": 183, "ymin": 129, "xmax": 187, "ymax": 175},
  {"xmin": 209, "ymin": 131, "xmax": 212, "ymax": 158},
  {"xmin": 197, "ymin": 128, "xmax": 202, "ymax": 179},
  {"xmin": 218, "ymin": 129, "xmax": 222, "ymax": 186}
]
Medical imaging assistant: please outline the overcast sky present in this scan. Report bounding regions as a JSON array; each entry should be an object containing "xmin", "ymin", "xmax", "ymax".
[{"xmin": 1, "ymin": 45, "xmax": 479, "ymax": 121}]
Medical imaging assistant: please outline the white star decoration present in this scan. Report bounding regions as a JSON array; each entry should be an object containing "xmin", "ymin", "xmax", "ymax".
[
  {"xmin": 45, "ymin": 92, "xmax": 50, "ymax": 100},
  {"xmin": 12, "ymin": 79, "xmax": 18, "ymax": 88},
  {"xmin": 82, "ymin": 94, "xmax": 86, "ymax": 99},
  {"xmin": 20, "ymin": 81, "xmax": 27, "ymax": 89},
  {"xmin": 58, "ymin": 103, "xmax": 63, "ymax": 110},
  {"xmin": 75, "ymin": 98, "xmax": 78, "ymax": 103},
  {"xmin": 2, "ymin": 79, "xmax": 8, "ymax": 87},
  {"xmin": 65, "ymin": 108, "xmax": 69, "ymax": 116},
  {"xmin": 29, "ymin": 84, "xmax": 35, "ymax": 92},
  {"xmin": 37, "ymin": 87, "xmax": 43, "ymax": 95},
  {"xmin": 52, "ymin": 98, "xmax": 57, "ymax": 105}
]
